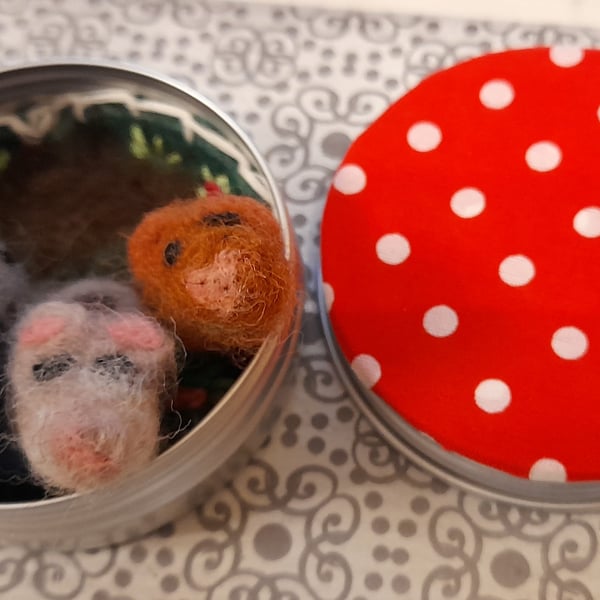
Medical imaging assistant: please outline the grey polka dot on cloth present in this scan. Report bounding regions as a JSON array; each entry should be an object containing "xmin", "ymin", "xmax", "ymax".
[
  {"xmin": 337, "ymin": 405, "xmax": 354, "ymax": 422},
  {"xmin": 398, "ymin": 519, "xmax": 417, "ymax": 537},
  {"xmin": 371, "ymin": 516, "xmax": 390, "ymax": 534},
  {"xmin": 281, "ymin": 431, "xmax": 297, "ymax": 447},
  {"xmin": 373, "ymin": 544, "xmax": 389, "ymax": 561},
  {"xmin": 307, "ymin": 436, "xmax": 325, "ymax": 454},
  {"xmin": 114, "ymin": 569, "xmax": 132, "ymax": 587},
  {"xmin": 292, "ymin": 213, "xmax": 307, "ymax": 227},
  {"xmin": 284, "ymin": 414, "xmax": 301, "ymax": 429},
  {"xmin": 156, "ymin": 547, "xmax": 174, "ymax": 567},
  {"xmin": 391, "ymin": 548, "xmax": 409, "ymax": 565},
  {"xmin": 161, "ymin": 574, "xmax": 179, "ymax": 593},
  {"xmin": 329, "ymin": 448, "xmax": 348, "ymax": 465},
  {"xmin": 129, "ymin": 544, "xmax": 147, "ymax": 564},
  {"xmin": 322, "ymin": 132, "xmax": 351, "ymax": 159},
  {"xmin": 350, "ymin": 468, "xmax": 367, "ymax": 484},
  {"xmin": 254, "ymin": 523, "xmax": 292, "ymax": 560},
  {"xmin": 391, "ymin": 574, "xmax": 411, "ymax": 593},
  {"xmin": 311, "ymin": 413, "xmax": 329, "ymax": 429},
  {"xmin": 364, "ymin": 491, "xmax": 383, "ymax": 510},
  {"xmin": 410, "ymin": 496, "xmax": 430, "ymax": 515},
  {"xmin": 491, "ymin": 549, "xmax": 531, "ymax": 588},
  {"xmin": 365, "ymin": 572, "xmax": 383, "ymax": 591}
]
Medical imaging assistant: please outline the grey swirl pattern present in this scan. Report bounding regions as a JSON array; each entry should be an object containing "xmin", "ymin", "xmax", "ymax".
[
  {"xmin": 213, "ymin": 28, "xmax": 297, "ymax": 86},
  {"xmin": 183, "ymin": 462, "xmax": 359, "ymax": 598},
  {"xmin": 109, "ymin": 0, "xmax": 219, "ymax": 28}
]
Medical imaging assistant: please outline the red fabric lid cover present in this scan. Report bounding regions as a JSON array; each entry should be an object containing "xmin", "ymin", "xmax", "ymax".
[{"xmin": 321, "ymin": 47, "xmax": 600, "ymax": 482}]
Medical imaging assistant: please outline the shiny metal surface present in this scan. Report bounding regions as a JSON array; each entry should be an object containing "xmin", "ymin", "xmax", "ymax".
[{"xmin": 0, "ymin": 62, "xmax": 301, "ymax": 549}]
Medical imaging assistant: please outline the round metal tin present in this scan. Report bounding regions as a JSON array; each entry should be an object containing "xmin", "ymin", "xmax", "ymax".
[{"xmin": 0, "ymin": 61, "xmax": 301, "ymax": 549}]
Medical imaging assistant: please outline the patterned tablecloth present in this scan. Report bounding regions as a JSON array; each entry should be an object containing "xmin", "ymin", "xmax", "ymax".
[{"xmin": 1, "ymin": 1, "xmax": 600, "ymax": 599}]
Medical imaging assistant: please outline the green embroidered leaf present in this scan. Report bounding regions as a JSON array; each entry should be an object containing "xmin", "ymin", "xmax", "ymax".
[
  {"xmin": 129, "ymin": 124, "xmax": 149, "ymax": 159},
  {"xmin": 197, "ymin": 165, "xmax": 231, "ymax": 193},
  {"xmin": 200, "ymin": 164, "xmax": 213, "ymax": 182},
  {"xmin": 152, "ymin": 135, "xmax": 164, "ymax": 153},
  {"xmin": 215, "ymin": 174, "xmax": 231, "ymax": 194},
  {"xmin": 0, "ymin": 149, "xmax": 10, "ymax": 171},
  {"xmin": 165, "ymin": 152, "xmax": 182, "ymax": 165}
]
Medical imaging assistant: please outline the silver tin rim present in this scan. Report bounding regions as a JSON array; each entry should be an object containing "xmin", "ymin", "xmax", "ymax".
[
  {"xmin": 317, "ymin": 264, "xmax": 600, "ymax": 511},
  {"xmin": 0, "ymin": 60, "xmax": 301, "ymax": 548}
]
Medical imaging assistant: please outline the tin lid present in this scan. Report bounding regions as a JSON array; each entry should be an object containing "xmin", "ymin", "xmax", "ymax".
[{"xmin": 321, "ymin": 47, "xmax": 600, "ymax": 492}]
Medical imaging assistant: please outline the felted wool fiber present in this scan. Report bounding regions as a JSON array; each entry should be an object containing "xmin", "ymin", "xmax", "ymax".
[
  {"xmin": 128, "ymin": 194, "xmax": 297, "ymax": 354},
  {"xmin": 47, "ymin": 277, "xmax": 142, "ymax": 313},
  {"xmin": 7, "ymin": 281, "xmax": 178, "ymax": 494}
]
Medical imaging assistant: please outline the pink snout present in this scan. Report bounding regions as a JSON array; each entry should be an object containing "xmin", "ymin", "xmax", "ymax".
[
  {"xmin": 49, "ymin": 429, "xmax": 118, "ymax": 481},
  {"xmin": 184, "ymin": 250, "xmax": 240, "ymax": 313}
]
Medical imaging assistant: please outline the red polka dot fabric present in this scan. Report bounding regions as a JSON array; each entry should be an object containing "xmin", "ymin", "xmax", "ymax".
[{"xmin": 321, "ymin": 47, "xmax": 600, "ymax": 483}]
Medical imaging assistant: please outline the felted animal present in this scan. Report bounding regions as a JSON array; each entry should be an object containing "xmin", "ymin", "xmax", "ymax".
[
  {"xmin": 7, "ymin": 279, "xmax": 178, "ymax": 494},
  {"xmin": 127, "ymin": 194, "xmax": 296, "ymax": 354}
]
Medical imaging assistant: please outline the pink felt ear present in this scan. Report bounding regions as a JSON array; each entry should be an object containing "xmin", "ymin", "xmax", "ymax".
[
  {"xmin": 18, "ymin": 316, "xmax": 67, "ymax": 347},
  {"xmin": 106, "ymin": 316, "xmax": 165, "ymax": 351}
]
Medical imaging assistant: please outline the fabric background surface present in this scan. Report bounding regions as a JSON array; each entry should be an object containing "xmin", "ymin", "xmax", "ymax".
[{"xmin": 0, "ymin": 1, "xmax": 600, "ymax": 598}]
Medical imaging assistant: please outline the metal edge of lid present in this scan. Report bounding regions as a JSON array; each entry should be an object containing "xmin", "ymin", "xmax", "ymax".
[
  {"xmin": 0, "ymin": 60, "xmax": 301, "ymax": 546},
  {"xmin": 315, "ymin": 261, "xmax": 600, "ymax": 512}
]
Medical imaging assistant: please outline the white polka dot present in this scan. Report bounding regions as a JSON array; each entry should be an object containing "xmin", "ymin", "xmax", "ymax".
[
  {"xmin": 479, "ymin": 79, "xmax": 515, "ymax": 110},
  {"xmin": 376, "ymin": 233, "xmax": 411, "ymax": 265},
  {"xmin": 423, "ymin": 305, "xmax": 459, "ymax": 338},
  {"xmin": 407, "ymin": 121, "xmax": 442, "ymax": 152},
  {"xmin": 450, "ymin": 187, "xmax": 486, "ymax": 218},
  {"xmin": 499, "ymin": 255, "xmax": 536, "ymax": 287},
  {"xmin": 322, "ymin": 282, "xmax": 334, "ymax": 312},
  {"xmin": 525, "ymin": 141, "xmax": 562, "ymax": 172},
  {"xmin": 475, "ymin": 379, "xmax": 512, "ymax": 414},
  {"xmin": 333, "ymin": 164, "xmax": 366, "ymax": 195},
  {"xmin": 549, "ymin": 46, "xmax": 584, "ymax": 68},
  {"xmin": 529, "ymin": 458, "xmax": 567, "ymax": 482},
  {"xmin": 573, "ymin": 206, "xmax": 600, "ymax": 238},
  {"xmin": 551, "ymin": 327, "xmax": 589, "ymax": 360},
  {"xmin": 351, "ymin": 354, "xmax": 381, "ymax": 389}
]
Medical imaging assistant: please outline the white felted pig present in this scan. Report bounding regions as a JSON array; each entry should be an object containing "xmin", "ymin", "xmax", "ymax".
[{"xmin": 7, "ymin": 279, "xmax": 178, "ymax": 494}]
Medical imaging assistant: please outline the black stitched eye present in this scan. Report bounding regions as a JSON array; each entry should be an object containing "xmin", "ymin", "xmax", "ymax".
[
  {"xmin": 32, "ymin": 354, "xmax": 76, "ymax": 382},
  {"xmin": 164, "ymin": 241, "xmax": 181, "ymax": 266},
  {"xmin": 93, "ymin": 354, "xmax": 136, "ymax": 379},
  {"xmin": 202, "ymin": 212, "xmax": 242, "ymax": 227},
  {"xmin": 0, "ymin": 247, "xmax": 15, "ymax": 265}
]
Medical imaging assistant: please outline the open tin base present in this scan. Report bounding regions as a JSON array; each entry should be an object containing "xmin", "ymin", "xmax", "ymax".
[{"xmin": 0, "ymin": 61, "xmax": 301, "ymax": 549}]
